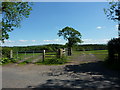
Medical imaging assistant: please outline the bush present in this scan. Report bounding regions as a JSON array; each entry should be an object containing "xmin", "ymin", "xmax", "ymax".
[
  {"xmin": 2, "ymin": 48, "xmax": 11, "ymax": 58},
  {"xmin": 107, "ymin": 38, "xmax": 120, "ymax": 63},
  {"xmin": 1, "ymin": 58, "xmax": 11, "ymax": 64},
  {"xmin": 22, "ymin": 60, "xmax": 32, "ymax": 64},
  {"xmin": 106, "ymin": 38, "xmax": 120, "ymax": 70},
  {"xmin": 104, "ymin": 57, "xmax": 120, "ymax": 70},
  {"xmin": 10, "ymin": 58, "xmax": 19, "ymax": 63},
  {"xmin": 1, "ymin": 58, "xmax": 19, "ymax": 65},
  {"xmin": 43, "ymin": 56, "xmax": 67, "ymax": 65}
]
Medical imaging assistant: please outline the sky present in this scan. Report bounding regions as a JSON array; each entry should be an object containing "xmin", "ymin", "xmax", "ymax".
[
  {"xmin": 36, "ymin": 0, "xmax": 118, "ymax": 1},
  {"xmin": 2, "ymin": 2, "xmax": 119, "ymax": 46}
]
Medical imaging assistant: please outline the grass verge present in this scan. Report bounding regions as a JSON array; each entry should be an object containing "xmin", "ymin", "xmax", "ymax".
[{"xmin": 35, "ymin": 56, "xmax": 67, "ymax": 65}]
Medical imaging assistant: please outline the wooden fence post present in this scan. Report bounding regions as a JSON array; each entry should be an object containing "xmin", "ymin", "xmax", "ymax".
[
  {"xmin": 63, "ymin": 48, "xmax": 66, "ymax": 56},
  {"xmin": 60, "ymin": 49, "xmax": 63, "ymax": 58},
  {"xmin": 68, "ymin": 47, "xmax": 72, "ymax": 56},
  {"xmin": 42, "ymin": 50, "xmax": 45, "ymax": 62},
  {"xmin": 33, "ymin": 51, "xmax": 34, "ymax": 57},
  {"xmin": 10, "ymin": 50, "xmax": 13, "ymax": 58},
  {"xmin": 58, "ymin": 49, "xmax": 63, "ymax": 58},
  {"xmin": 17, "ymin": 51, "xmax": 18, "ymax": 59},
  {"xmin": 25, "ymin": 51, "xmax": 26, "ymax": 59},
  {"xmin": 0, "ymin": 47, "xmax": 2, "ymax": 59}
]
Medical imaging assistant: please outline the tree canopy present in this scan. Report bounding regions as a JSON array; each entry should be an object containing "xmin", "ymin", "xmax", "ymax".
[
  {"xmin": 1, "ymin": 2, "xmax": 32, "ymax": 42},
  {"xmin": 104, "ymin": 2, "xmax": 119, "ymax": 21},
  {"xmin": 57, "ymin": 26, "xmax": 82, "ymax": 47},
  {"xmin": 104, "ymin": 1, "xmax": 120, "ymax": 37}
]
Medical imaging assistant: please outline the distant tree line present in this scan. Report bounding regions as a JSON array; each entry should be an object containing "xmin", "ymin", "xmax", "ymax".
[
  {"xmin": 2, "ymin": 44, "xmax": 65, "ymax": 53},
  {"xmin": 2, "ymin": 44, "xmax": 107, "ymax": 52},
  {"xmin": 1, "ymin": 44, "xmax": 107, "ymax": 58},
  {"xmin": 74, "ymin": 44, "xmax": 107, "ymax": 51}
]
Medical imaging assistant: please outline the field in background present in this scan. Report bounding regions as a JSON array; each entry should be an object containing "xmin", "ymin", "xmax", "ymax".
[
  {"xmin": 71, "ymin": 50, "xmax": 108, "ymax": 61},
  {"xmin": 13, "ymin": 52, "xmax": 58, "ymax": 64},
  {"xmin": 14, "ymin": 50, "xmax": 108, "ymax": 64}
]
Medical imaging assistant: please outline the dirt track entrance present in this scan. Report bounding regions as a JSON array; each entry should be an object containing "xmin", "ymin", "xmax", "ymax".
[{"xmin": 2, "ymin": 52, "xmax": 120, "ymax": 88}]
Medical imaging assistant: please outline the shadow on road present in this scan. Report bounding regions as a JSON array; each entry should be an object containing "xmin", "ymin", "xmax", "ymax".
[{"xmin": 30, "ymin": 61, "xmax": 120, "ymax": 88}]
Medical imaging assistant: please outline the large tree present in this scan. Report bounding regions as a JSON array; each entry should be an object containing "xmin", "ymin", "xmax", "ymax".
[
  {"xmin": 58, "ymin": 26, "xmax": 82, "ymax": 56},
  {"xmin": 104, "ymin": 1, "xmax": 120, "ymax": 64},
  {"xmin": 1, "ymin": 2, "xmax": 32, "ymax": 42},
  {"xmin": 104, "ymin": 1, "xmax": 120, "ymax": 37}
]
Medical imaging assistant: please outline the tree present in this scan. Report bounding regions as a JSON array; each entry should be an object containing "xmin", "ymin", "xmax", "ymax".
[
  {"xmin": 57, "ymin": 26, "xmax": 82, "ymax": 56},
  {"xmin": 104, "ymin": 1, "xmax": 120, "ymax": 66},
  {"xmin": 1, "ymin": 2, "xmax": 32, "ymax": 42},
  {"xmin": 104, "ymin": 1, "xmax": 120, "ymax": 37}
]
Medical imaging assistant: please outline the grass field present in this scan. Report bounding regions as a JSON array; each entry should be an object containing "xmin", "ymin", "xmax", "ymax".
[
  {"xmin": 83, "ymin": 50, "xmax": 108, "ymax": 61},
  {"xmin": 14, "ymin": 53, "xmax": 41, "ymax": 58},
  {"xmin": 13, "ymin": 53, "xmax": 42, "ymax": 64},
  {"xmin": 14, "ymin": 52, "xmax": 58, "ymax": 64},
  {"xmin": 73, "ymin": 50, "xmax": 108, "ymax": 54},
  {"xmin": 72, "ymin": 50, "xmax": 108, "ymax": 61},
  {"xmin": 2, "ymin": 50, "xmax": 108, "ymax": 65}
]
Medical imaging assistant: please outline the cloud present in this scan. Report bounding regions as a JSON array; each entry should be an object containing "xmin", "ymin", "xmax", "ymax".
[
  {"xmin": 2, "ymin": 39, "xmax": 38, "ymax": 46},
  {"xmin": 31, "ymin": 40, "xmax": 36, "ymax": 42},
  {"xmin": 42, "ymin": 39, "xmax": 66, "ymax": 44},
  {"xmin": 2, "ymin": 38, "xmax": 112, "ymax": 46},
  {"xmin": 43, "ymin": 39, "xmax": 62, "ymax": 42},
  {"xmin": 115, "ymin": 25, "xmax": 119, "ymax": 28},
  {"xmin": 19, "ymin": 40, "xmax": 28, "ymax": 42},
  {"xmin": 43, "ymin": 40, "xmax": 51, "ymax": 42},
  {"xmin": 54, "ymin": 39, "xmax": 62, "ymax": 42},
  {"xmin": 114, "ymin": 25, "xmax": 119, "ymax": 31},
  {"xmin": 4, "ymin": 40, "xmax": 15, "ymax": 43},
  {"xmin": 82, "ymin": 38, "xmax": 110, "ymax": 44},
  {"xmin": 83, "ymin": 39, "xmax": 92, "ymax": 42},
  {"xmin": 96, "ymin": 26, "xmax": 102, "ymax": 29}
]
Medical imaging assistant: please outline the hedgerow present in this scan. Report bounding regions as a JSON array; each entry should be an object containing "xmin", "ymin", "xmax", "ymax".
[{"xmin": 105, "ymin": 38, "xmax": 120, "ymax": 69}]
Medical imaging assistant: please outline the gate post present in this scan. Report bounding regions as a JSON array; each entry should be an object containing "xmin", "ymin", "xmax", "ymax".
[
  {"xmin": 10, "ymin": 50, "xmax": 13, "ymax": 58},
  {"xmin": 17, "ymin": 51, "xmax": 18, "ymax": 59},
  {"xmin": 33, "ymin": 51, "xmax": 34, "ymax": 57},
  {"xmin": 42, "ymin": 50, "xmax": 45, "ymax": 62},
  {"xmin": 58, "ymin": 49, "xmax": 63, "ymax": 58},
  {"xmin": 63, "ymin": 48, "xmax": 66, "ymax": 56},
  {"xmin": 25, "ymin": 51, "xmax": 26, "ymax": 59}
]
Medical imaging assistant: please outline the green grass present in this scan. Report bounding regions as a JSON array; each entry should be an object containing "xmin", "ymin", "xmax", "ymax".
[
  {"xmin": 72, "ymin": 50, "xmax": 108, "ymax": 61},
  {"xmin": 19, "ymin": 62, "xmax": 27, "ymax": 65},
  {"xmin": 14, "ymin": 53, "xmax": 41, "ymax": 59},
  {"xmin": 77, "ymin": 50, "xmax": 108, "ymax": 54},
  {"xmin": 14, "ymin": 52, "xmax": 57, "ymax": 64},
  {"xmin": 84, "ymin": 50, "xmax": 108, "ymax": 54},
  {"xmin": 73, "ymin": 50, "xmax": 120, "ymax": 70},
  {"xmin": 95, "ymin": 54, "xmax": 108, "ymax": 61},
  {"xmin": 85, "ymin": 50, "xmax": 108, "ymax": 61},
  {"xmin": 46, "ymin": 52, "xmax": 56, "ymax": 54},
  {"xmin": 35, "ymin": 54, "xmax": 67, "ymax": 65}
]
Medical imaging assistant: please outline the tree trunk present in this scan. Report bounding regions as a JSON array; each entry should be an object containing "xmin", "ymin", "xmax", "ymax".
[
  {"xmin": 118, "ymin": 52, "xmax": 120, "ymax": 63},
  {"xmin": 118, "ymin": 24, "xmax": 120, "ymax": 38},
  {"xmin": 0, "ymin": 47, "xmax": 2, "ymax": 59},
  {"xmin": 68, "ymin": 47, "xmax": 72, "ymax": 56}
]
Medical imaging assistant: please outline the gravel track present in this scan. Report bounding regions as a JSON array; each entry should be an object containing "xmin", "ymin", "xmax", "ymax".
[{"xmin": 2, "ymin": 53, "xmax": 120, "ymax": 88}]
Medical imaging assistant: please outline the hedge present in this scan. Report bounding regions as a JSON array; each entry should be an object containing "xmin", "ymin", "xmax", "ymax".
[{"xmin": 107, "ymin": 38, "xmax": 120, "ymax": 63}]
